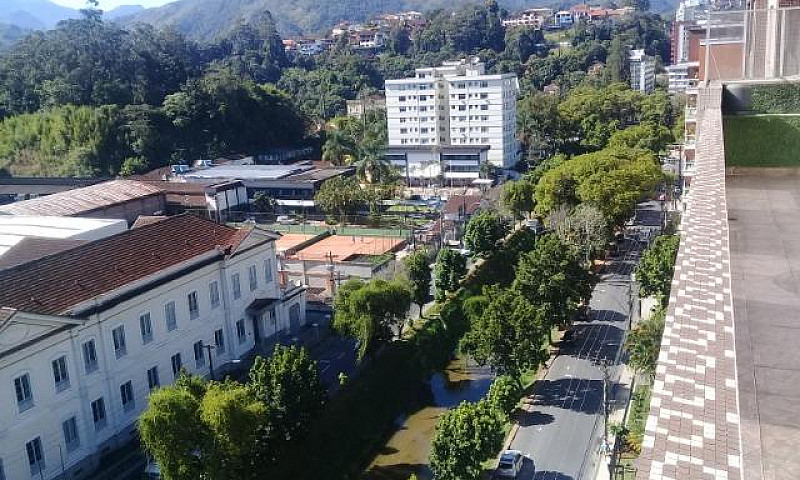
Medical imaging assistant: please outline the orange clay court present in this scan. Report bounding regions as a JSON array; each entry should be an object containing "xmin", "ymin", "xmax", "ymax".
[
  {"xmin": 292, "ymin": 235, "xmax": 406, "ymax": 262},
  {"xmin": 274, "ymin": 234, "xmax": 315, "ymax": 254}
]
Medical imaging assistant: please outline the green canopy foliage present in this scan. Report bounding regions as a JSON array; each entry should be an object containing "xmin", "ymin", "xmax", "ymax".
[
  {"xmin": 434, "ymin": 248, "xmax": 467, "ymax": 301},
  {"xmin": 404, "ymin": 249, "xmax": 432, "ymax": 313},
  {"xmin": 429, "ymin": 399, "xmax": 505, "ymax": 480},
  {"xmin": 463, "ymin": 211, "xmax": 510, "ymax": 257},
  {"xmin": 624, "ymin": 306, "xmax": 666, "ymax": 377},
  {"xmin": 635, "ymin": 234, "xmax": 680, "ymax": 304}
]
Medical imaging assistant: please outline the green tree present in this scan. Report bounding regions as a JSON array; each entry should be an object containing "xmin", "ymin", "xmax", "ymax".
[
  {"xmin": 314, "ymin": 176, "xmax": 363, "ymax": 223},
  {"xmin": 501, "ymin": 178, "xmax": 536, "ymax": 221},
  {"xmin": 487, "ymin": 375, "xmax": 522, "ymax": 417},
  {"xmin": 434, "ymin": 248, "xmax": 467, "ymax": 301},
  {"xmin": 387, "ymin": 26, "xmax": 412, "ymax": 55},
  {"xmin": 463, "ymin": 211, "xmax": 509, "ymax": 257},
  {"xmin": 513, "ymin": 235, "xmax": 593, "ymax": 336},
  {"xmin": 635, "ymin": 234, "xmax": 680, "ymax": 304},
  {"xmin": 608, "ymin": 122, "xmax": 674, "ymax": 154},
  {"xmin": 461, "ymin": 286, "xmax": 550, "ymax": 377},
  {"xmin": 404, "ymin": 249, "xmax": 432, "ymax": 316},
  {"xmin": 253, "ymin": 192, "xmax": 277, "ymax": 213},
  {"xmin": 333, "ymin": 278, "xmax": 413, "ymax": 356},
  {"xmin": 624, "ymin": 307, "xmax": 665, "ymax": 377},
  {"xmin": 429, "ymin": 399, "xmax": 505, "ymax": 480},
  {"xmin": 139, "ymin": 386, "xmax": 206, "ymax": 480},
  {"xmin": 248, "ymin": 345, "xmax": 326, "ymax": 444},
  {"xmin": 322, "ymin": 128, "xmax": 355, "ymax": 166}
]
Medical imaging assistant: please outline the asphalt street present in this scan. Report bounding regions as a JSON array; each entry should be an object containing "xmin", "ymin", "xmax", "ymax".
[{"xmin": 508, "ymin": 202, "xmax": 658, "ymax": 480}]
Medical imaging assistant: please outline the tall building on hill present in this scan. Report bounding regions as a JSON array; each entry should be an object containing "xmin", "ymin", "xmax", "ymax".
[
  {"xmin": 384, "ymin": 58, "xmax": 519, "ymax": 184},
  {"xmin": 629, "ymin": 49, "xmax": 656, "ymax": 93}
]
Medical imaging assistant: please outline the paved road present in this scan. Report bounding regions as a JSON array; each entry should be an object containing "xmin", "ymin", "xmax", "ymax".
[{"xmin": 508, "ymin": 203, "xmax": 657, "ymax": 480}]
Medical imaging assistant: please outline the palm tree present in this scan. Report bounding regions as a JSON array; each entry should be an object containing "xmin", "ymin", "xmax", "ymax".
[
  {"xmin": 353, "ymin": 140, "xmax": 392, "ymax": 184},
  {"xmin": 321, "ymin": 129, "xmax": 354, "ymax": 166}
]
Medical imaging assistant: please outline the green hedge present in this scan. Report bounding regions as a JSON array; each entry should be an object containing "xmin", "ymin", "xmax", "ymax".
[
  {"xmin": 724, "ymin": 116, "xmax": 800, "ymax": 167},
  {"xmin": 750, "ymin": 84, "xmax": 800, "ymax": 114}
]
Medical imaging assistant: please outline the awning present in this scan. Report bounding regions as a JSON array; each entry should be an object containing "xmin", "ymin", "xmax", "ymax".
[{"xmin": 246, "ymin": 297, "xmax": 279, "ymax": 314}]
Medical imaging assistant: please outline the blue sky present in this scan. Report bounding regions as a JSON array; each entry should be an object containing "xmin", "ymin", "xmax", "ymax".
[{"xmin": 51, "ymin": 0, "xmax": 175, "ymax": 9}]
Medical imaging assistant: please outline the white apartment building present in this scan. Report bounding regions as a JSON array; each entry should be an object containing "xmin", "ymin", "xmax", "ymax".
[
  {"xmin": 502, "ymin": 8, "xmax": 552, "ymax": 28},
  {"xmin": 629, "ymin": 49, "xmax": 656, "ymax": 94},
  {"xmin": 385, "ymin": 58, "xmax": 519, "ymax": 182},
  {"xmin": 666, "ymin": 61, "xmax": 700, "ymax": 94},
  {"xmin": 0, "ymin": 215, "xmax": 306, "ymax": 480}
]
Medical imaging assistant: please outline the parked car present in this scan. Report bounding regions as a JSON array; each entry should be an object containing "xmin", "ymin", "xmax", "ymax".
[
  {"xmin": 562, "ymin": 329, "xmax": 577, "ymax": 345},
  {"xmin": 276, "ymin": 215, "xmax": 297, "ymax": 225},
  {"xmin": 525, "ymin": 219, "xmax": 545, "ymax": 235},
  {"xmin": 496, "ymin": 450, "xmax": 525, "ymax": 478}
]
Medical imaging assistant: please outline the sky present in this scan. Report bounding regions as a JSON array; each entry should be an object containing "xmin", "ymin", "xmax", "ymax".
[{"xmin": 50, "ymin": 0, "xmax": 175, "ymax": 9}]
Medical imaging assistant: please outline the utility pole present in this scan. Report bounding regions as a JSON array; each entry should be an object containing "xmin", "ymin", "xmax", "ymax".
[{"xmin": 204, "ymin": 344, "xmax": 216, "ymax": 381}]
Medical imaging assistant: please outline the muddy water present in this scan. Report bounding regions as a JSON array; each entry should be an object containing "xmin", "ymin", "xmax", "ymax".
[{"xmin": 362, "ymin": 356, "xmax": 494, "ymax": 480}]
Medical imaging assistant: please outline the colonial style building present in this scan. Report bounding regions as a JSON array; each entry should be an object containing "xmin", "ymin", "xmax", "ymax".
[{"xmin": 0, "ymin": 215, "xmax": 305, "ymax": 480}]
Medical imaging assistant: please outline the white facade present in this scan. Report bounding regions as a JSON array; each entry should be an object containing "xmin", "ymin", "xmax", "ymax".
[
  {"xmin": 666, "ymin": 62, "xmax": 700, "ymax": 94},
  {"xmin": 629, "ymin": 49, "xmax": 656, "ymax": 94},
  {"xmin": 385, "ymin": 58, "xmax": 519, "ymax": 176},
  {"xmin": 0, "ymin": 230, "xmax": 305, "ymax": 480},
  {"xmin": 503, "ymin": 9, "xmax": 552, "ymax": 28},
  {"xmin": 0, "ymin": 216, "xmax": 127, "ymax": 257}
]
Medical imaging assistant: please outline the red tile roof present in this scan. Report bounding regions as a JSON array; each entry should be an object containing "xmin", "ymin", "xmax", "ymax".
[
  {"xmin": 0, "ymin": 180, "xmax": 164, "ymax": 216},
  {"xmin": 442, "ymin": 195, "xmax": 485, "ymax": 217},
  {"xmin": 0, "ymin": 215, "xmax": 249, "ymax": 316}
]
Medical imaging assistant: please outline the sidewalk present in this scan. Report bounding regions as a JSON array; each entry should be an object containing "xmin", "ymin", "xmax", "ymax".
[{"xmin": 592, "ymin": 364, "xmax": 635, "ymax": 480}]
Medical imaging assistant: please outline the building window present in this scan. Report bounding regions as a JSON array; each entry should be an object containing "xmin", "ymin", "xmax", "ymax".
[
  {"xmin": 399, "ymin": 96, "xmax": 406, "ymax": 101},
  {"xmin": 214, "ymin": 329, "xmax": 225, "ymax": 354},
  {"xmin": 188, "ymin": 291, "xmax": 199, "ymax": 320},
  {"xmin": 91, "ymin": 397, "xmax": 106, "ymax": 431},
  {"xmin": 165, "ymin": 301, "xmax": 177, "ymax": 332},
  {"xmin": 0, "ymin": 458, "xmax": 6, "ymax": 480},
  {"xmin": 26, "ymin": 437, "xmax": 45, "ymax": 476},
  {"xmin": 82, "ymin": 340, "xmax": 98, "ymax": 374},
  {"xmin": 63, "ymin": 416, "xmax": 80, "ymax": 452},
  {"xmin": 232, "ymin": 274, "xmax": 241, "ymax": 300},
  {"xmin": 147, "ymin": 366, "xmax": 160, "ymax": 391},
  {"xmin": 264, "ymin": 260, "xmax": 273, "ymax": 283},
  {"xmin": 480, "ymin": 104, "xmax": 488, "ymax": 110},
  {"xmin": 139, "ymin": 312, "xmax": 153, "ymax": 344},
  {"xmin": 209, "ymin": 281, "xmax": 220, "ymax": 309},
  {"xmin": 194, "ymin": 341, "xmax": 205, "ymax": 368},
  {"xmin": 52, "ymin": 356, "xmax": 70, "ymax": 392},
  {"xmin": 290, "ymin": 304, "xmax": 301, "ymax": 326},
  {"xmin": 171, "ymin": 353, "xmax": 183, "ymax": 379},
  {"xmin": 248, "ymin": 265, "xmax": 258, "ymax": 291},
  {"xmin": 480, "ymin": 81, "xmax": 488, "ymax": 88},
  {"xmin": 112, "ymin": 326, "xmax": 126, "ymax": 358},
  {"xmin": 14, "ymin": 373, "xmax": 33, "ymax": 412},
  {"xmin": 480, "ymin": 93, "xmax": 488, "ymax": 99},
  {"xmin": 236, "ymin": 319, "xmax": 246, "ymax": 344},
  {"xmin": 120, "ymin": 381, "xmax": 134, "ymax": 412}
]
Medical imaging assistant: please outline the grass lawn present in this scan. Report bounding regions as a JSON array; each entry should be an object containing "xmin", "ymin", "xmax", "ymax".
[{"xmin": 724, "ymin": 115, "xmax": 800, "ymax": 167}]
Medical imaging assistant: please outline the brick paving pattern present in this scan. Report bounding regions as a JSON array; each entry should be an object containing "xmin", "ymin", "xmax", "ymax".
[{"xmin": 636, "ymin": 84, "xmax": 743, "ymax": 480}]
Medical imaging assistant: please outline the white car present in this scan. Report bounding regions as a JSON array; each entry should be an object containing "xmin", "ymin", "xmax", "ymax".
[{"xmin": 496, "ymin": 449, "xmax": 525, "ymax": 478}]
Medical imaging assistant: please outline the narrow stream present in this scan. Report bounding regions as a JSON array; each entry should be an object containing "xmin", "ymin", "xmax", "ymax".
[{"xmin": 362, "ymin": 355, "xmax": 494, "ymax": 480}]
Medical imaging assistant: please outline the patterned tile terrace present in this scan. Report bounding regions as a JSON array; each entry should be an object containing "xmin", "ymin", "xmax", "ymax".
[{"xmin": 636, "ymin": 84, "xmax": 743, "ymax": 480}]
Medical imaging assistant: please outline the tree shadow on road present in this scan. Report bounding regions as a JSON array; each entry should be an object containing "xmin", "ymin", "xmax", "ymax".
[
  {"xmin": 517, "ymin": 410, "xmax": 555, "ymax": 427},
  {"xmin": 362, "ymin": 462, "xmax": 429, "ymax": 480},
  {"xmin": 530, "ymin": 378, "xmax": 603, "ymax": 414}
]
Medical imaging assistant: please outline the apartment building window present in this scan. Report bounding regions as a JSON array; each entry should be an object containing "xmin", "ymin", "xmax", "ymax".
[
  {"xmin": 112, "ymin": 326, "xmax": 126, "ymax": 359},
  {"xmin": 0, "ymin": 458, "xmax": 6, "ymax": 480},
  {"xmin": 62, "ymin": 416, "xmax": 80, "ymax": 452},
  {"xmin": 214, "ymin": 329, "xmax": 225, "ymax": 354},
  {"xmin": 458, "ymin": 105, "xmax": 466, "ymax": 111},
  {"xmin": 264, "ymin": 260, "xmax": 273, "ymax": 283},
  {"xmin": 194, "ymin": 341, "xmax": 205, "ymax": 368},
  {"xmin": 187, "ymin": 291, "xmax": 199, "ymax": 320},
  {"xmin": 401, "ymin": 139, "xmax": 408, "ymax": 145},
  {"xmin": 480, "ymin": 104, "xmax": 488, "ymax": 111},
  {"xmin": 458, "ymin": 94, "xmax": 466, "ymax": 100},
  {"xmin": 52, "ymin": 356, "xmax": 70, "ymax": 392},
  {"xmin": 232, "ymin": 274, "xmax": 241, "ymax": 300},
  {"xmin": 236, "ymin": 319, "xmax": 246, "ymax": 344},
  {"xmin": 147, "ymin": 366, "xmax": 160, "ymax": 391},
  {"xmin": 26, "ymin": 437, "xmax": 45, "ymax": 476},
  {"xmin": 82, "ymin": 340, "xmax": 98, "ymax": 374},
  {"xmin": 139, "ymin": 312, "xmax": 153, "ymax": 344},
  {"xmin": 480, "ymin": 81, "xmax": 488, "ymax": 88},
  {"xmin": 165, "ymin": 301, "xmax": 177, "ymax": 331},
  {"xmin": 248, "ymin": 265, "xmax": 258, "ymax": 291},
  {"xmin": 456, "ymin": 83, "xmax": 465, "ymax": 88},
  {"xmin": 399, "ymin": 107, "xmax": 406, "ymax": 112},
  {"xmin": 120, "ymin": 381, "xmax": 134, "ymax": 412},
  {"xmin": 209, "ymin": 281, "xmax": 220, "ymax": 309},
  {"xmin": 480, "ymin": 93, "xmax": 488, "ymax": 99},
  {"xmin": 91, "ymin": 397, "xmax": 106, "ymax": 431},
  {"xmin": 14, "ymin": 373, "xmax": 33, "ymax": 412},
  {"xmin": 171, "ymin": 353, "xmax": 182, "ymax": 379},
  {"xmin": 399, "ymin": 96, "xmax": 406, "ymax": 101},
  {"xmin": 399, "ymin": 118, "xmax": 406, "ymax": 123}
]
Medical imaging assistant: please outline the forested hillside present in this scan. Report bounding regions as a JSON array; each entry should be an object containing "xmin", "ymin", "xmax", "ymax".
[
  {"xmin": 0, "ymin": 0, "xmax": 671, "ymax": 177},
  {"xmin": 121, "ymin": 0, "xmax": 678, "ymax": 40}
]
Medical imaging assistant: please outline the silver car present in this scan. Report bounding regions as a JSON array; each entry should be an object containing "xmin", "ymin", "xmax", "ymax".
[{"xmin": 496, "ymin": 449, "xmax": 525, "ymax": 478}]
